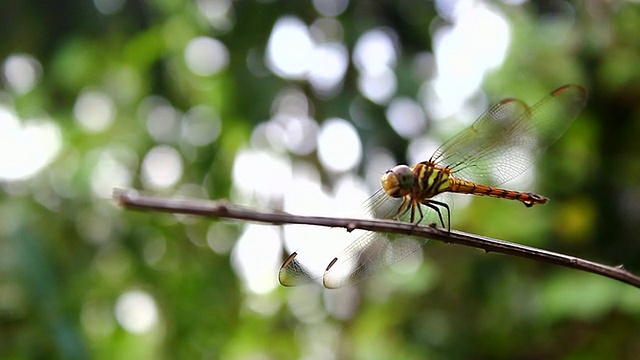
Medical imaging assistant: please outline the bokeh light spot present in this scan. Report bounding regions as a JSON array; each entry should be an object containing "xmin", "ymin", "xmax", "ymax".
[
  {"xmin": 352, "ymin": 28, "xmax": 399, "ymax": 103},
  {"xmin": 184, "ymin": 36, "xmax": 229, "ymax": 76},
  {"xmin": 141, "ymin": 97, "xmax": 181, "ymax": 143},
  {"xmin": 427, "ymin": 1, "xmax": 510, "ymax": 119},
  {"xmin": 90, "ymin": 149, "xmax": 134, "ymax": 198},
  {"xmin": 353, "ymin": 28, "xmax": 398, "ymax": 74},
  {"xmin": 231, "ymin": 224, "xmax": 282, "ymax": 294},
  {"xmin": 317, "ymin": 118, "xmax": 362, "ymax": 172},
  {"xmin": 266, "ymin": 17, "xmax": 314, "ymax": 79},
  {"xmin": 231, "ymin": 149, "xmax": 292, "ymax": 205},
  {"xmin": 357, "ymin": 67, "xmax": 397, "ymax": 104},
  {"xmin": 308, "ymin": 42, "xmax": 348, "ymax": 96},
  {"xmin": 114, "ymin": 290, "xmax": 159, "ymax": 334},
  {"xmin": 141, "ymin": 145, "xmax": 183, "ymax": 189},
  {"xmin": 196, "ymin": 0, "xmax": 235, "ymax": 31},
  {"xmin": 0, "ymin": 108, "xmax": 61, "ymax": 181},
  {"xmin": 312, "ymin": 0, "xmax": 349, "ymax": 17},
  {"xmin": 310, "ymin": 17, "xmax": 344, "ymax": 43},
  {"xmin": 2, "ymin": 53, "xmax": 42, "ymax": 94},
  {"xmin": 386, "ymin": 97, "xmax": 427, "ymax": 139},
  {"xmin": 74, "ymin": 90, "xmax": 116, "ymax": 133},
  {"xmin": 181, "ymin": 105, "xmax": 222, "ymax": 146}
]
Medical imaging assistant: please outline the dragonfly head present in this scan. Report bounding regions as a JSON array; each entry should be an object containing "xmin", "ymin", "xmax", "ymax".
[{"xmin": 381, "ymin": 165, "xmax": 414, "ymax": 197}]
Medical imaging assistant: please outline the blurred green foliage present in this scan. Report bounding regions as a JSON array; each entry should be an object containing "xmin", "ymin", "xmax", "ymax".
[{"xmin": 2, "ymin": 0, "xmax": 640, "ymax": 359}]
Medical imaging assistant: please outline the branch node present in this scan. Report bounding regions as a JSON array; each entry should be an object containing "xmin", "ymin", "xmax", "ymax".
[{"xmin": 216, "ymin": 200, "xmax": 230, "ymax": 214}]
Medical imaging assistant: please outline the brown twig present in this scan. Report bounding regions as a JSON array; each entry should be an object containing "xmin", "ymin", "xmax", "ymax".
[{"xmin": 113, "ymin": 188, "xmax": 640, "ymax": 289}]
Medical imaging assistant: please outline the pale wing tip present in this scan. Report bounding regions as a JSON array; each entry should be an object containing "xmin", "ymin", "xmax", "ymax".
[
  {"xmin": 322, "ymin": 279, "xmax": 342, "ymax": 289},
  {"xmin": 322, "ymin": 257, "xmax": 346, "ymax": 289},
  {"xmin": 278, "ymin": 252, "xmax": 318, "ymax": 287},
  {"xmin": 322, "ymin": 256, "xmax": 368, "ymax": 289},
  {"xmin": 322, "ymin": 274, "xmax": 346, "ymax": 289},
  {"xmin": 552, "ymin": 84, "xmax": 588, "ymax": 107},
  {"xmin": 552, "ymin": 84, "xmax": 586, "ymax": 95}
]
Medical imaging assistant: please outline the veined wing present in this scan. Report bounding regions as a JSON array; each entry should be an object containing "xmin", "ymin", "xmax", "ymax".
[
  {"xmin": 320, "ymin": 191, "xmax": 453, "ymax": 288},
  {"xmin": 430, "ymin": 85, "xmax": 587, "ymax": 185},
  {"xmin": 322, "ymin": 229, "xmax": 426, "ymax": 289},
  {"xmin": 279, "ymin": 190, "xmax": 441, "ymax": 288}
]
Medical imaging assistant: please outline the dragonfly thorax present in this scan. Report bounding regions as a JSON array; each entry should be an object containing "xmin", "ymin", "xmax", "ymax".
[{"xmin": 381, "ymin": 165, "xmax": 414, "ymax": 198}]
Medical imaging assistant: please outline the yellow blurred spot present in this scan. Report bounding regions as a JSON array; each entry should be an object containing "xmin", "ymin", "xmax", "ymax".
[{"xmin": 555, "ymin": 196, "xmax": 595, "ymax": 242}]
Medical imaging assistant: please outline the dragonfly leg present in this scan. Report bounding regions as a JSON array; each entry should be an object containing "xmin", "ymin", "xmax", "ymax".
[
  {"xmin": 417, "ymin": 202, "xmax": 425, "ymax": 224},
  {"xmin": 409, "ymin": 202, "xmax": 416, "ymax": 223},
  {"xmin": 394, "ymin": 196, "xmax": 410, "ymax": 220},
  {"xmin": 405, "ymin": 202, "xmax": 423, "ymax": 236},
  {"xmin": 407, "ymin": 201, "xmax": 424, "ymax": 225},
  {"xmin": 422, "ymin": 199, "xmax": 451, "ymax": 231}
]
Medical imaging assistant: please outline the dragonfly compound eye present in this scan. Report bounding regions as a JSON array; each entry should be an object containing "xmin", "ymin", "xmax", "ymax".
[{"xmin": 381, "ymin": 165, "xmax": 413, "ymax": 197}]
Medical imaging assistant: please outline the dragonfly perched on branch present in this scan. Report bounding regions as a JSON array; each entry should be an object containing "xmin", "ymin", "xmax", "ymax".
[{"xmin": 279, "ymin": 84, "xmax": 588, "ymax": 289}]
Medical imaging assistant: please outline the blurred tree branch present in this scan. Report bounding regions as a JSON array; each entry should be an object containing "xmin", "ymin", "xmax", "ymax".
[{"xmin": 114, "ymin": 188, "xmax": 640, "ymax": 289}]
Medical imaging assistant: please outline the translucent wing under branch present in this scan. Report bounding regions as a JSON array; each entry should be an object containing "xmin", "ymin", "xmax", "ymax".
[
  {"xmin": 278, "ymin": 189, "xmax": 402, "ymax": 286},
  {"xmin": 278, "ymin": 190, "xmax": 436, "ymax": 288},
  {"xmin": 321, "ymin": 231, "xmax": 425, "ymax": 289},
  {"xmin": 430, "ymin": 84, "xmax": 587, "ymax": 185}
]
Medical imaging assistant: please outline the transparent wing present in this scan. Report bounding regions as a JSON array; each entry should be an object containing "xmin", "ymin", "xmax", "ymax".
[
  {"xmin": 320, "ymin": 192, "xmax": 453, "ymax": 288},
  {"xmin": 278, "ymin": 190, "xmax": 404, "ymax": 287},
  {"xmin": 278, "ymin": 189, "xmax": 449, "ymax": 288},
  {"xmin": 320, "ymin": 225, "xmax": 426, "ymax": 289},
  {"xmin": 430, "ymin": 85, "xmax": 587, "ymax": 185}
]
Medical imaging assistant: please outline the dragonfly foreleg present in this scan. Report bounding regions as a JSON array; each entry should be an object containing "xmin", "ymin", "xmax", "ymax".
[
  {"xmin": 421, "ymin": 199, "xmax": 451, "ymax": 231},
  {"xmin": 393, "ymin": 196, "xmax": 410, "ymax": 220},
  {"xmin": 407, "ymin": 200, "xmax": 425, "ymax": 224}
]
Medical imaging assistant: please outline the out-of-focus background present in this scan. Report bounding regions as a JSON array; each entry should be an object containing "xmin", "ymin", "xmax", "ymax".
[{"xmin": 2, "ymin": 0, "xmax": 640, "ymax": 358}]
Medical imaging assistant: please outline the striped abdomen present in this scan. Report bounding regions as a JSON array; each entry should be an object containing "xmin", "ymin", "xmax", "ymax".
[{"xmin": 448, "ymin": 178, "xmax": 548, "ymax": 207}]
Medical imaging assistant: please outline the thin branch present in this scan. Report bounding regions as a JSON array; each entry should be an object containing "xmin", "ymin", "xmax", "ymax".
[{"xmin": 113, "ymin": 188, "xmax": 640, "ymax": 289}]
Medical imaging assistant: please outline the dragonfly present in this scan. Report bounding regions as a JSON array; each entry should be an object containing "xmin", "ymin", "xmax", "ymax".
[{"xmin": 279, "ymin": 84, "xmax": 588, "ymax": 289}]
